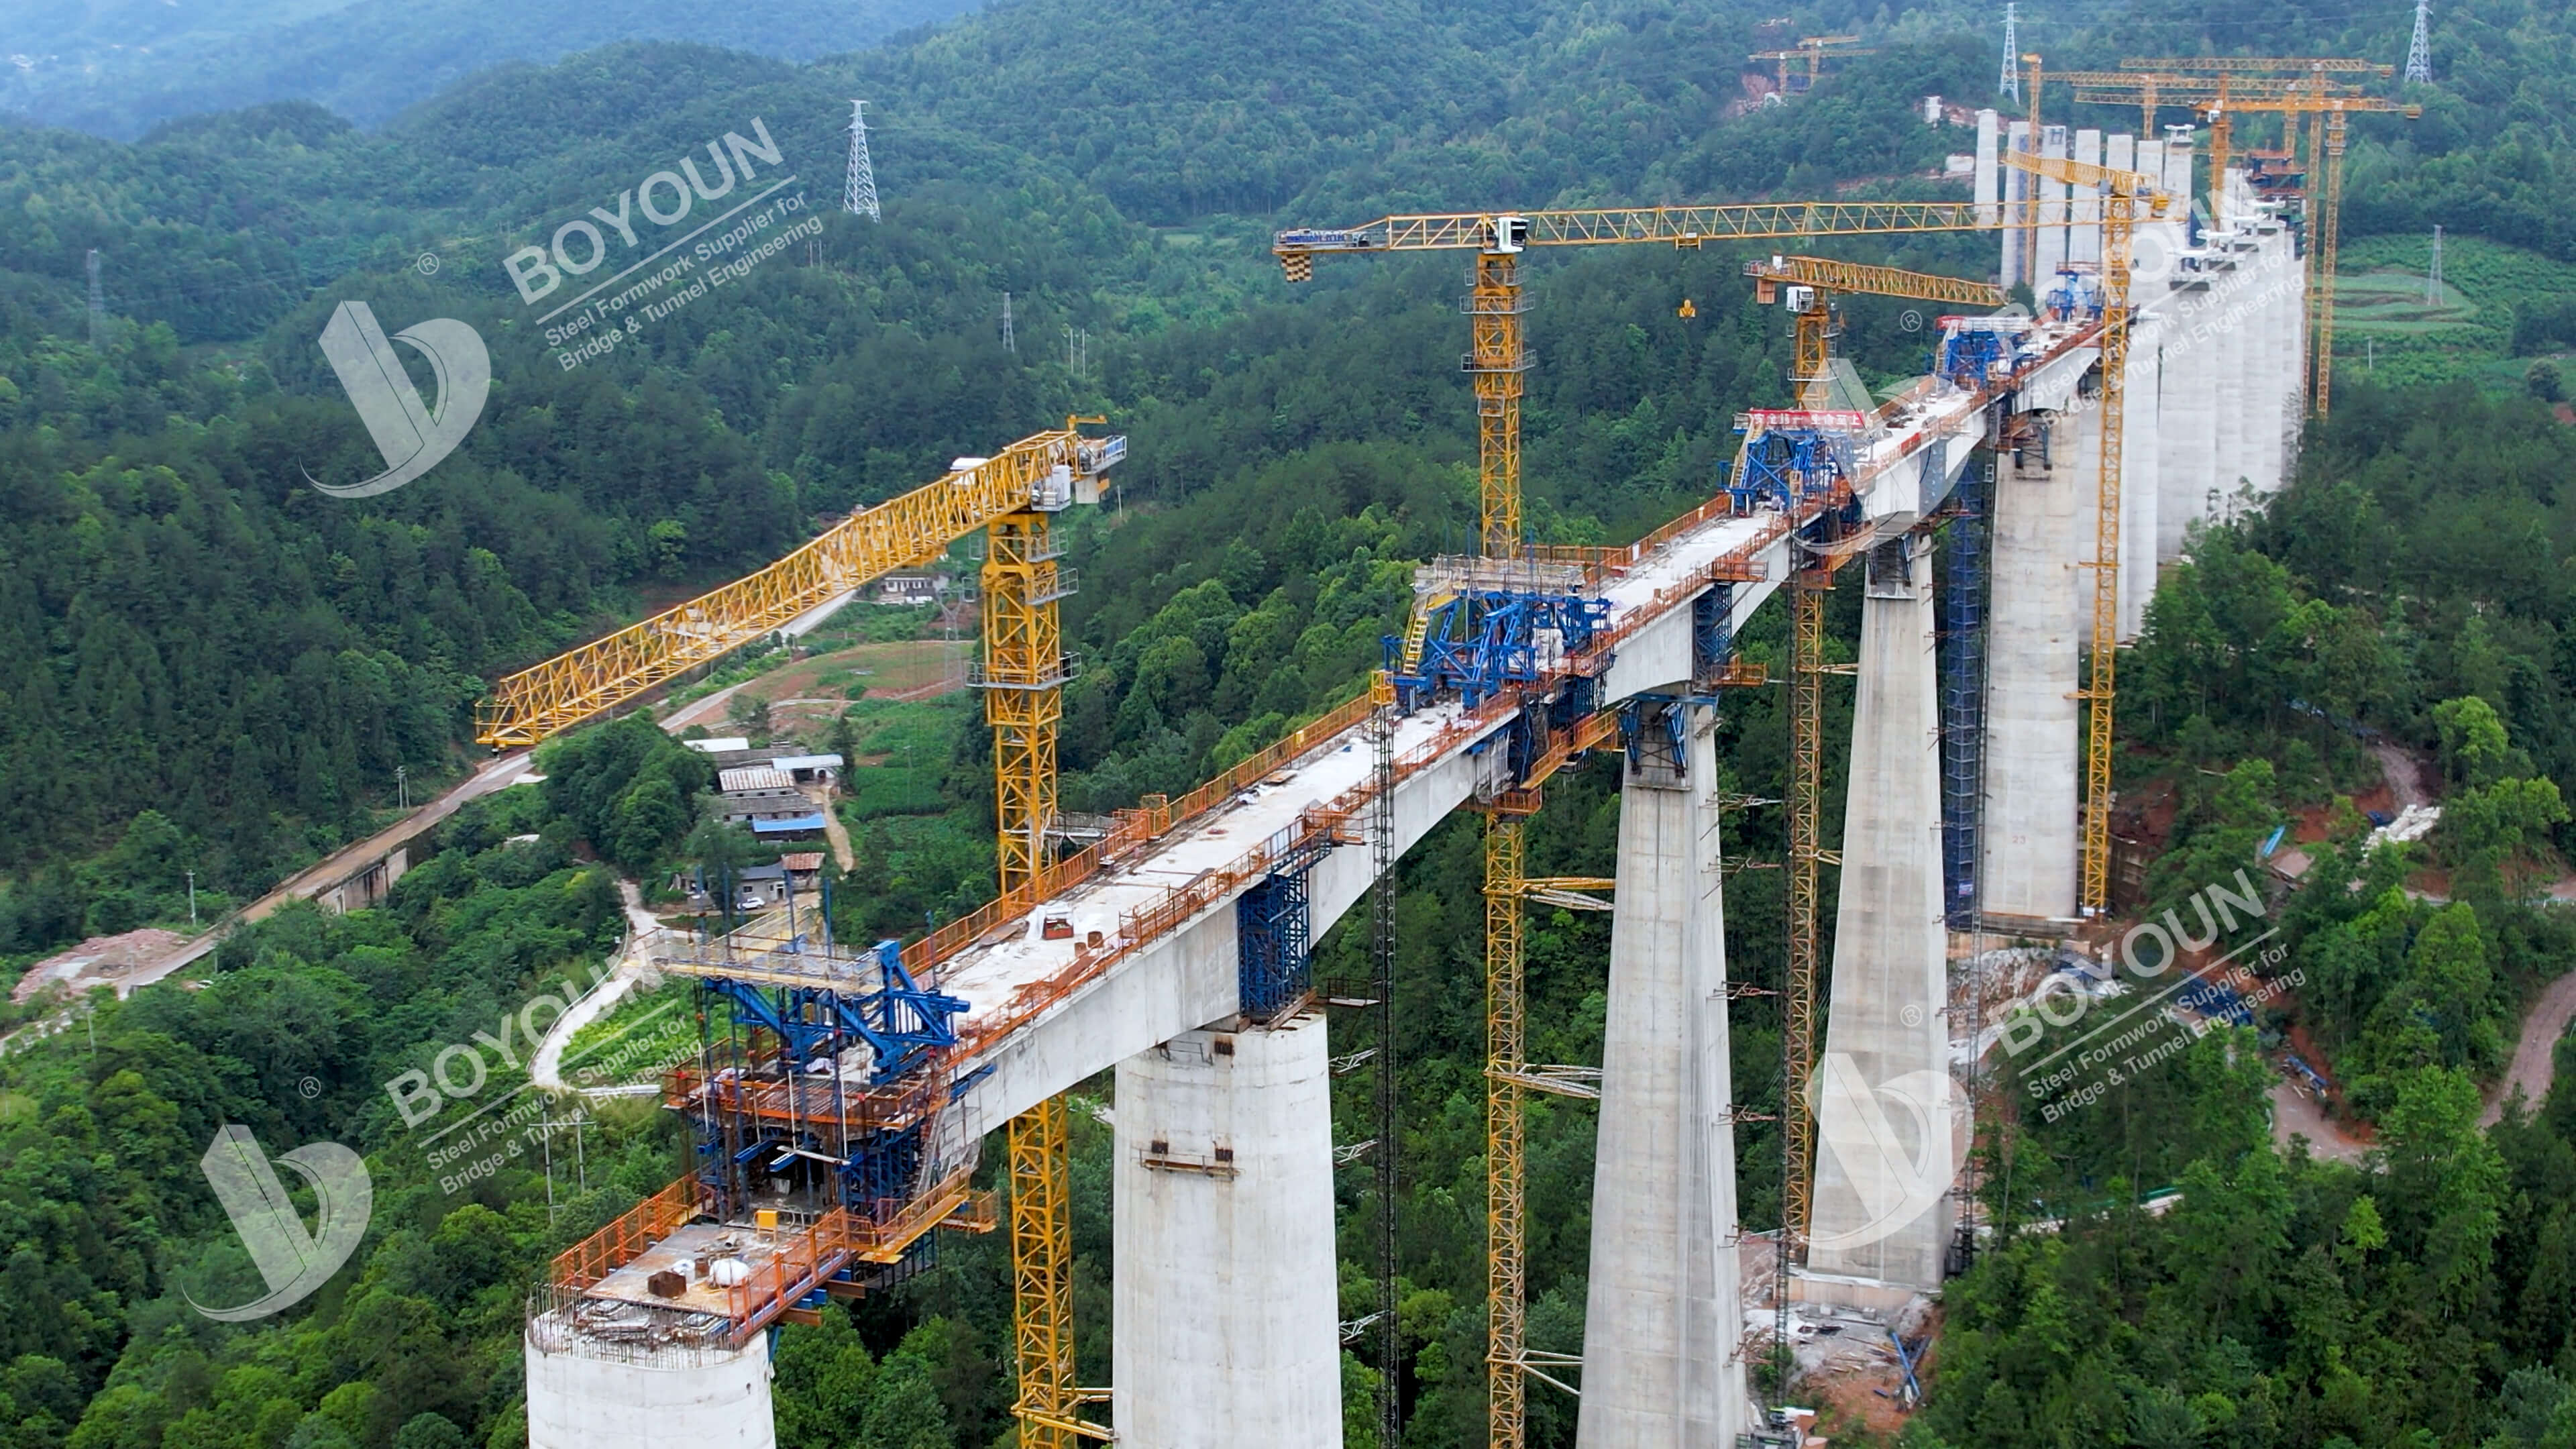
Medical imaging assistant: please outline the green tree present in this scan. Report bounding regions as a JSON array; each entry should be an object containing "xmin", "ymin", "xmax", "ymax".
[
  {"xmin": 773, "ymin": 1316, "xmax": 876, "ymax": 1449},
  {"xmin": 857, "ymin": 1353, "xmax": 953, "ymax": 1449},
  {"xmin": 2379, "ymin": 1066, "xmax": 2506, "ymax": 1317}
]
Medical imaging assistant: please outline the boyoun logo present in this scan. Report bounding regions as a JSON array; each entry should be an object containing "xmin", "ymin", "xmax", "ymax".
[
  {"xmin": 305, "ymin": 301, "xmax": 490, "ymax": 498},
  {"xmin": 189, "ymin": 1125, "xmax": 372, "ymax": 1321}
]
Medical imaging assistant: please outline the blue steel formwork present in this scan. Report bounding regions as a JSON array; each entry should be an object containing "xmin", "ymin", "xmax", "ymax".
[
  {"xmin": 1237, "ymin": 869, "xmax": 1312, "ymax": 1024},
  {"xmin": 1617, "ymin": 696, "xmax": 1691, "ymax": 779},
  {"xmin": 1236, "ymin": 829, "xmax": 1338, "ymax": 1024},
  {"xmin": 1937, "ymin": 317, "xmax": 2037, "ymax": 392},
  {"xmin": 1385, "ymin": 588, "xmax": 1612, "ymax": 714},
  {"xmin": 1939, "ymin": 460, "xmax": 1992, "ymax": 929},
  {"xmin": 1727, "ymin": 426, "xmax": 1859, "ymax": 515},
  {"xmin": 1693, "ymin": 583, "xmax": 1736, "ymax": 691},
  {"xmin": 687, "ymin": 940, "xmax": 969, "ymax": 1219},
  {"xmin": 2044, "ymin": 270, "xmax": 2103, "ymax": 323}
]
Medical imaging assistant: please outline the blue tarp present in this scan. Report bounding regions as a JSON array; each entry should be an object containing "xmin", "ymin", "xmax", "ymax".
[{"xmin": 751, "ymin": 814, "xmax": 828, "ymax": 835}]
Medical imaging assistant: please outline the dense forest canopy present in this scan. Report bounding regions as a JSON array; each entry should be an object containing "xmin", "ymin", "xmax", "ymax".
[{"xmin": 3, "ymin": 0, "xmax": 2576, "ymax": 1446}]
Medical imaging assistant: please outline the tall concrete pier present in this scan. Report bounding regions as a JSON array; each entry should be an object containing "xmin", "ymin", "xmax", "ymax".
[
  {"xmin": 1984, "ymin": 405, "xmax": 2082, "ymax": 923},
  {"xmin": 1579, "ymin": 702, "xmax": 1748, "ymax": 1446},
  {"xmin": 1115, "ymin": 1017, "xmax": 1343, "ymax": 1449},
  {"xmin": 1807, "ymin": 541, "xmax": 1953, "ymax": 1291}
]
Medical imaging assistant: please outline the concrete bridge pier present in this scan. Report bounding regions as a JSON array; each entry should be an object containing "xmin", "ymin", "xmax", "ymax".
[
  {"xmin": 1805, "ymin": 539, "xmax": 1953, "ymax": 1295},
  {"xmin": 2158, "ymin": 266, "xmax": 2220, "ymax": 559},
  {"xmin": 1112, "ymin": 1014, "xmax": 1344, "ymax": 1449},
  {"xmin": 1578, "ymin": 700, "xmax": 1748, "ymax": 1447},
  {"xmin": 1984, "ymin": 404, "xmax": 2082, "ymax": 926},
  {"xmin": 2120, "ymin": 319, "xmax": 2163, "ymax": 642}
]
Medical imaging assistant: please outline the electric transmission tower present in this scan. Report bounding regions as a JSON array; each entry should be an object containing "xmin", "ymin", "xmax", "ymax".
[
  {"xmin": 845, "ymin": 100, "xmax": 881, "ymax": 221},
  {"xmin": 2426, "ymin": 225, "xmax": 2445, "ymax": 305},
  {"xmin": 1998, "ymin": 3, "xmax": 2021, "ymax": 102},
  {"xmin": 2404, "ymin": 0, "xmax": 2433, "ymax": 83},
  {"xmin": 1002, "ymin": 291, "xmax": 1016, "ymax": 353}
]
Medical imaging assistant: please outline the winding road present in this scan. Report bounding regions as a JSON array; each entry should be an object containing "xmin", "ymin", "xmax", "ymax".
[{"xmin": 527, "ymin": 880, "xmax": 669, "ymax": 1098}]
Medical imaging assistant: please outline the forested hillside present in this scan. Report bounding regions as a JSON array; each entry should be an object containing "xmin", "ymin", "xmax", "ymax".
[
  {"xmin": 4, "ymin": 0, "xmax": 2576, "ymax": 1446},
  {"xmin": 0, "ymin": 0, "xmax": 984, "ymax": 138}
]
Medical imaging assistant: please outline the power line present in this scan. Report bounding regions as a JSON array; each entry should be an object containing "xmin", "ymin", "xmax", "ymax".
[{"xmin": 845, "ymin": 99, "xmax": 881, "ymax": 221}]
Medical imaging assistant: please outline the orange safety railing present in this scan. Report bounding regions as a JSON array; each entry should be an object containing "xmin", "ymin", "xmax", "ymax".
[
  {"xmin": 720, "ymin": 1205, "xmax": 853, "ymax": 1334},
  {"xmin": 551, "ymin": 1177, "xmax": 705, "ymax": 1291},
  {"xmin": 897, "ymin": 686, "xmax": 1383, "ymax": 979},
  {"xmin": 708, "ymin": 1166, "xmax": 985, "ymax": 1334},
  {"xmin": 664, "ymin": 1063, "xmax": 949, "ymax": 1131},
  {"xmin": 848, "ymin": 1165, "xmax": 980, "ymax": 1262}
]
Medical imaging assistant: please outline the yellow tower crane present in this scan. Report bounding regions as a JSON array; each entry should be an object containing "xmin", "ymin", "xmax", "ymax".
[
  {"xmin": 990, "ymin": 425, "xmax": 1118, "ymax": 1449},
  {"xmin": 1747, "ymin": 33, "xmax": 1876, "ymax": 95},
  {"xmin": 2043, "ymin": 68, "xmax": 2367, "ymax": 160},
  {"xmin": 2198, "ymin": 90, "xmax": 2418, "ymax": 416},
  {"xmin": 1998, "ymin": 150, "xmax": 2167, "ymax": 916},
  {"xmin": 1743, "ymin": 254, "xmax": 2007, "ymax": 392},
  {"xmin": 474, "ymin": 426, "xmax": 1119, "ymax": 748},
  {"xmin": 1735, "ymin": 256, "xmax": 2004, "ymax": 1247},
  {"xmin": 468, "ymin": 421, "xmax": 1122, "ymax": 1445},
  {"xmin": 1273, "ymin": 201, "xmax": 2000, "ymax": 558},
  {"xmin": 1275, "ymin": 211, "xmax": 2003, "ymax": 1449}
]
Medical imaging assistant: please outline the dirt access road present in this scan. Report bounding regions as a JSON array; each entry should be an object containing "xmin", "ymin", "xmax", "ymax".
[{"xmin": 2487, "ymin": 969, "xmax": 2576, "ymax": 1128}]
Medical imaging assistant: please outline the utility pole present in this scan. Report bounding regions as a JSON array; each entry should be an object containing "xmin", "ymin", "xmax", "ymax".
[
  {"xmin": 2426, "ymin": 224, "xmax": 2444, "ymax": 306},
  {"xmin": 2404, "ymin": 0, "xmax": 2433, "ymax": 84},
  {"xmin": 845, "ymin": 101, "xmax": 881, "ymax": 221},
  {"xmin": 1002, "ymin": 291, "xmax": 1016, "ymax": 353},
  {"xmin": 396, "ymin": 763, "xmax": 409, "ymax": 811},
  {"xmin": 1998, "ymin": 3, "xmax": 2021, "ymax": 103},
  {"xmin": 186, "ymin": 869, "xmax": 198, "ymax": 927}
]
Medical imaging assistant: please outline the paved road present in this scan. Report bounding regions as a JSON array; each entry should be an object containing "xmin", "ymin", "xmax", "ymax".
[
  {"xmin": 528, "ymin": 881, "xmax": 667, "ymax": 1097},
  {"xmin": 117, "ymin": 747, "xmax": 535, "ymax": 995},
  {"xmin": 2486, "ymin": 969, "xmax": 2576, "ymax": 1128}
]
